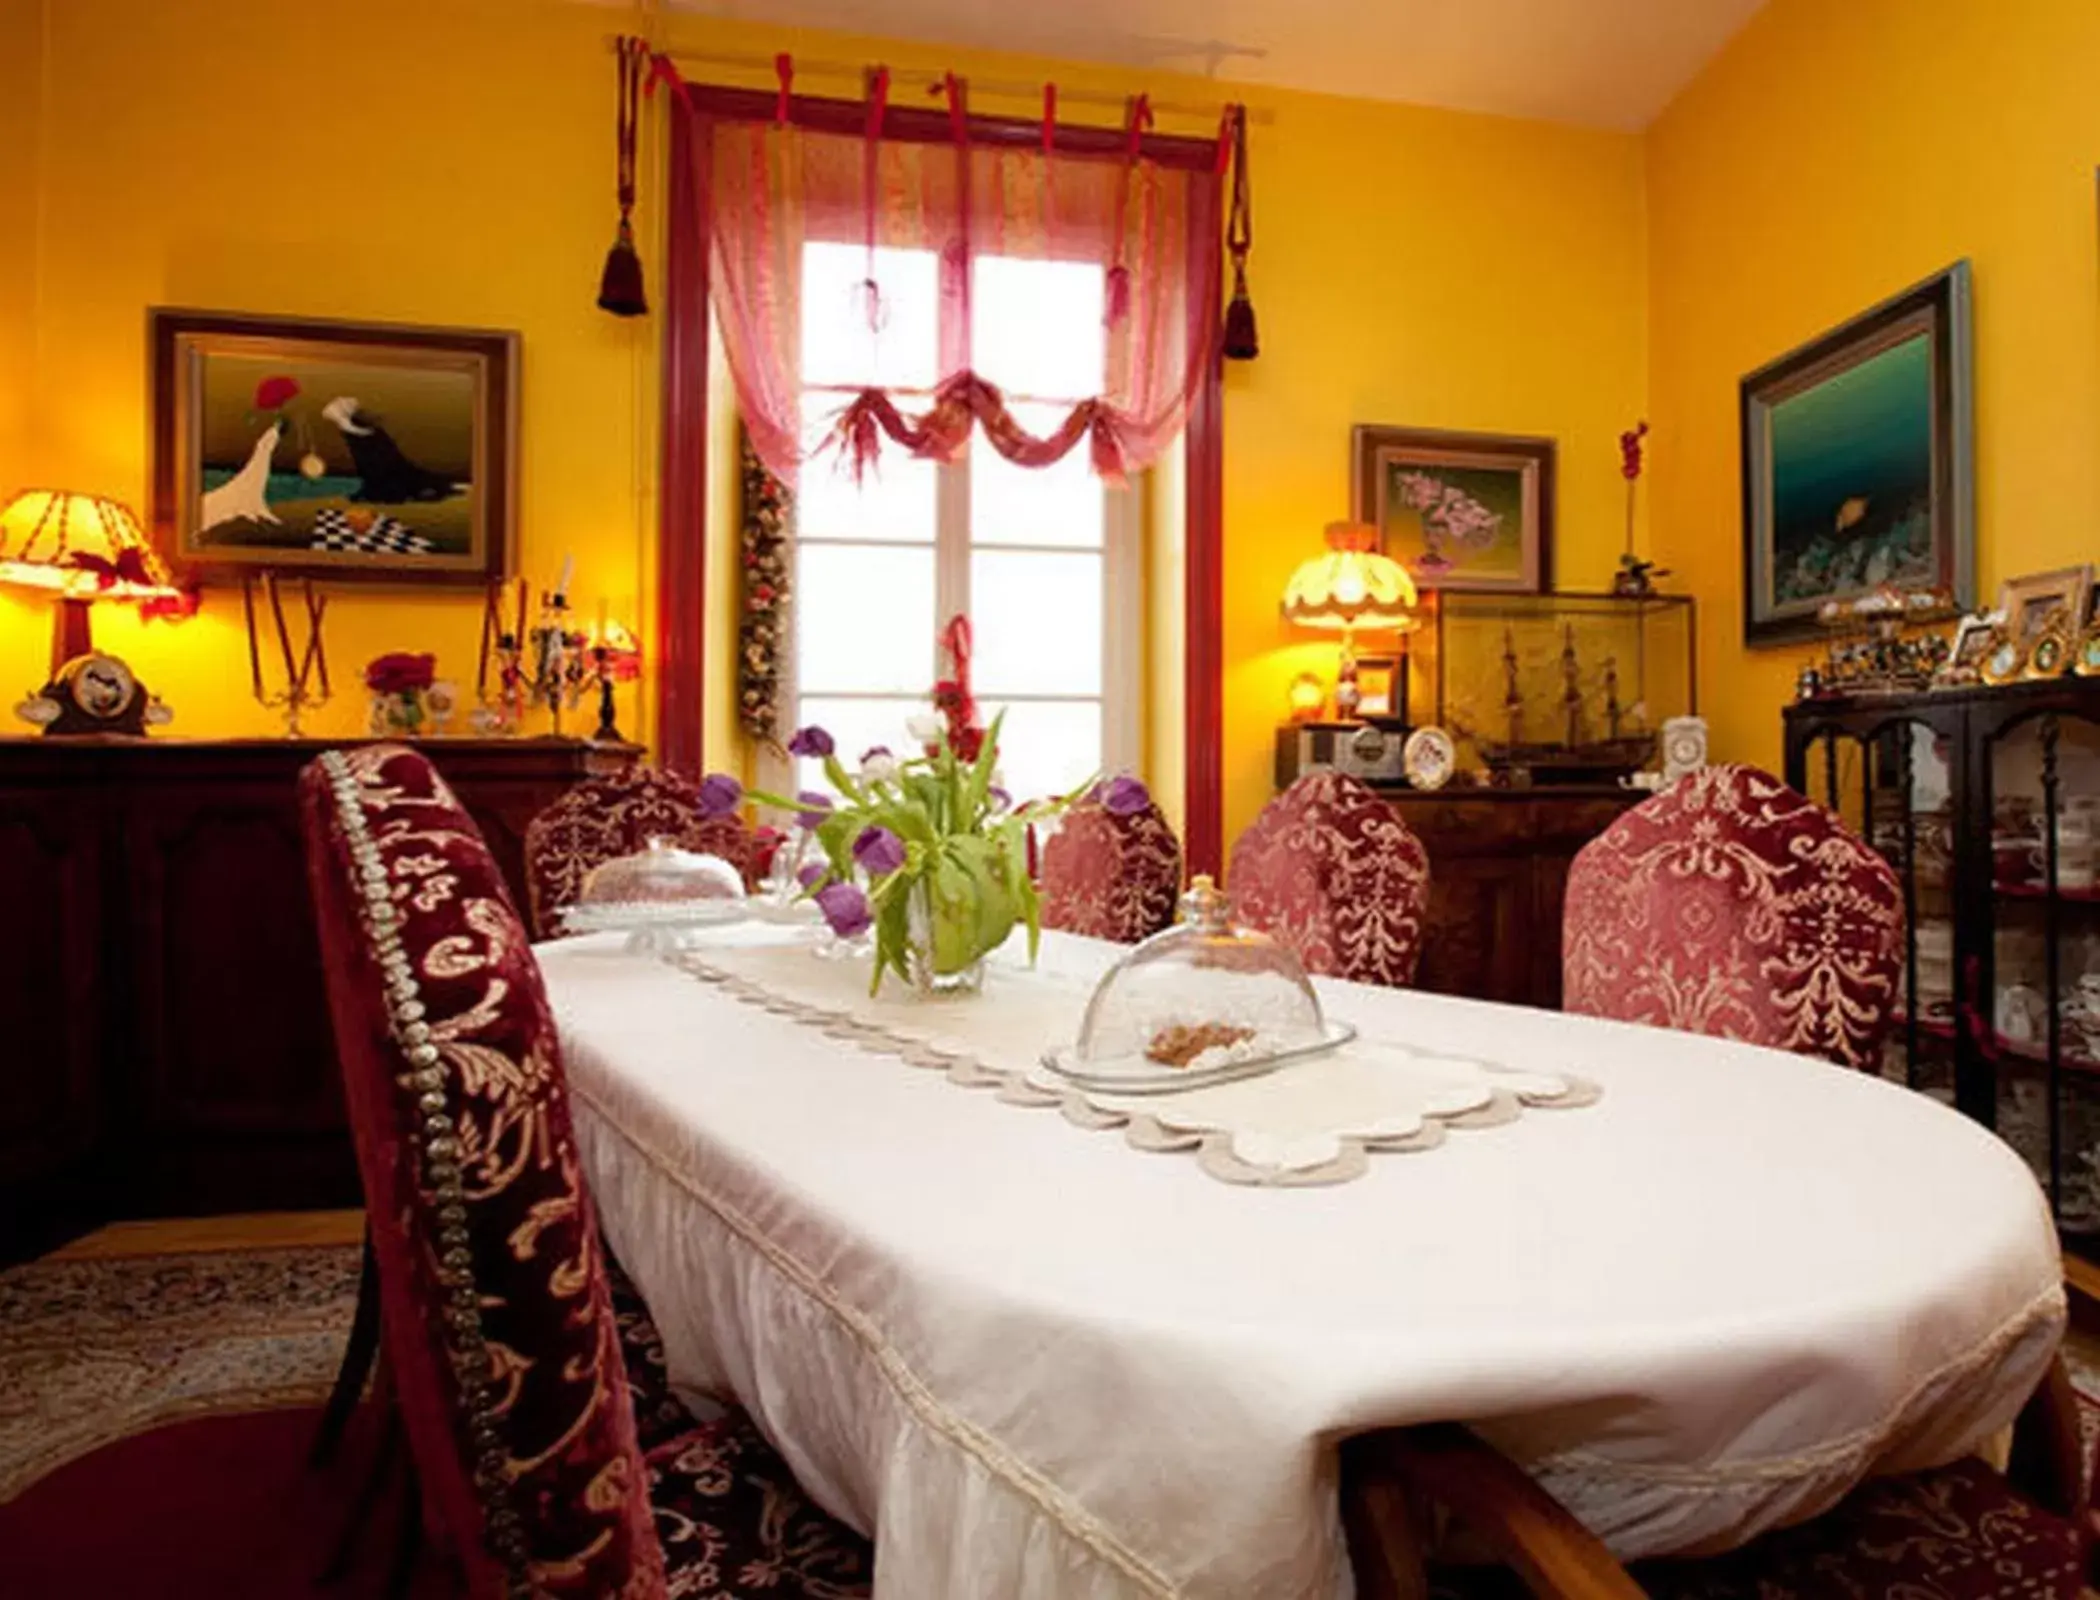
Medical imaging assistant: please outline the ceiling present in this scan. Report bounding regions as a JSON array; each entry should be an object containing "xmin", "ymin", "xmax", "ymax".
[{"xmin": 677, "ymin": 0, "xmax": 1768, "ymax": 130}]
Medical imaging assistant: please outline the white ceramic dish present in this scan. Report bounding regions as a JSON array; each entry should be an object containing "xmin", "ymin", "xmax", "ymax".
[
  {"xmin": 561, "ymin": 898, "xmax": 750, "ymax": 936},
  {"xmin": 1040, "ymin": 1019, "xmax": 1357, "ymax": 1096}
]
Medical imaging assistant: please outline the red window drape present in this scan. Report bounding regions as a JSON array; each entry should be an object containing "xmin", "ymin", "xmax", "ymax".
[{"xmin": 651, "ymin": 56, "xmax": 1229, "ymax": 877}]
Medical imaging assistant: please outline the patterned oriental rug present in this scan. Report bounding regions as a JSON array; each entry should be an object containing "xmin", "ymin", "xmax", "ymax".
[{"xmin": 0, "ymin": 1241, "xmax": 363, "ymax": 1503}]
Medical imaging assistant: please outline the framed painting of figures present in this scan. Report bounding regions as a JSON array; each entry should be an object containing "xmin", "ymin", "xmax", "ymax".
[
  {"xmin": 1739, "ymin": 262, "xmax": 1973, "ymax": 645},
  {"xmin": 150, "ymin": 308, "xmax": 517, "ymax": 584}
]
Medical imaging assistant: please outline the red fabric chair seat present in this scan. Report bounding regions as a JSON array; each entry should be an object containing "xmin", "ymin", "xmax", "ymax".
[
  {"xmin": 1039, "ymin": 796, "xmax": 1183, "ymax": 943},
  {"xmin": 1562, "ymin": 764, "xmax": 1905, "ymax": 1070},
  {"xmin": 1430, "ymin": 1456, "xmax": 2085, "ymax": 1599},
  {"xmin": 302, "ymin": 745, "xmax": 867, "ymax": 1597},
  {"xmin": 526, "ymin": 766, "xmax": 756, "ymax": 938},
  {"xmin": 1228, "ymin": 769, "xmax": 1431, "ymax": 987}
]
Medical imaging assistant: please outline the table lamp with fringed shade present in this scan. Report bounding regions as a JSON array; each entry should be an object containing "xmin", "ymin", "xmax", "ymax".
[
  {"xmin": 0, "ymin": 490, "xmax": 175, "ymax": 671},
  {"xmin": 1280, "ymin": 520, "xmax": 1420, "ymax": 721}
]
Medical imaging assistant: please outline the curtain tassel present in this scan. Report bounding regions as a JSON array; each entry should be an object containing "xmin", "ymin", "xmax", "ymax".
[
  {"xmin": 1221, "ymin": 104, "xmax": 1257, "ymax": 361},
  {"xmin": 597, "ymin": 37, "xmax": 649, "ymax": 318},
  {"xmin": 598, "ymin": 218, "xmax": 648, "ymax": 318}
]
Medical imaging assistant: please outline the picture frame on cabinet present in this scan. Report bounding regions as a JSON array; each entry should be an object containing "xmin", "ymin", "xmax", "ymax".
[
  {"xmin": 149, "ymin": 307, "xmax": 519, "ymax": 586},
  {"xmin": 1352, "ymin": 655, "xmax": 1401, "ymax": 720},
  {"xmin": 1352, "ymin": 425, "xmax": 1554, "ymax": 594},
  {"xmin": 1999, "ymin": 565, "xmax": 2094, "ymax": 649},
  {"xmin": 1739, "ymin": 262, "xmax": 1974, "ymax": 646}
]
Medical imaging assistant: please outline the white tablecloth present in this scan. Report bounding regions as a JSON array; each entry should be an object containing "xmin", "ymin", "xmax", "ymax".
[{"xmin": 543, "ymin": 929, "xmax": 2064, "ymax": 1600}]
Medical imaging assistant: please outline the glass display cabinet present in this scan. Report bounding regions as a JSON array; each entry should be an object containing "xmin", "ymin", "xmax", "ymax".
[
  {"xmin": 1422, "ymin": 592, "xmax": 1697, "ymax": 784},
  {"xmin": 1785, "ymin": 677, "xmax": 2100, "ymax": 1267}
]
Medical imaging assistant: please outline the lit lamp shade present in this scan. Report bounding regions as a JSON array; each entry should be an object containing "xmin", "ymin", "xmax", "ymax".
[
  {"xmin": 0, "ymin": 490, "xmax": 175, "ymax": 670},
  {"xmin": 1280, "ymin": 521, "xmax": 1418, "ymax": 634}
]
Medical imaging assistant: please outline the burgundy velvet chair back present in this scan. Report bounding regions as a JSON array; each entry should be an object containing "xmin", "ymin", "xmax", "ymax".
[
  {"xmin": 525, "ymin": 765, "xmax": 754, "ymax": 937},
  {"xmin": 1228, "ymin": 769, "xmax": 1432, "ymax": 987},
  {"xmin": 1039, "ymin": 797, "xmax": 1183, "ymax": 943},
  {"xmin": 1562, "ymin": 763, "xmax": 1906, "ymax": 1070},
  {"xmin": 300, "ymin": 744, "xmax": 664, "ymax": 1599}
]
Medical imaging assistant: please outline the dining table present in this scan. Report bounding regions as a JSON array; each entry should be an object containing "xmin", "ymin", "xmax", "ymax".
[{"xmin": 540, "ymin": 922, "xmax": 2066, "ymax": 1600}]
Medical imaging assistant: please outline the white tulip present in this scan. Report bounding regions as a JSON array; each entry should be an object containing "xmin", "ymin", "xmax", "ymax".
[
  {"xmin": 905, "ymin": 712, "xmax": 944, "ymax": 744},
  {"xmin": 861, "ymin": 749, "xmax": 899, "ymax": 783}
]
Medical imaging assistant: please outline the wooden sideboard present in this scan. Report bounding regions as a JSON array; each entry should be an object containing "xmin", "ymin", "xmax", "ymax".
[
  {"xmin": 1373, "ymin": 786, "xmax": 1640, "ymax": 1009},
  {"xmin": 0, "ymin": 735, "xmax": 636, "ymax": 1262}
]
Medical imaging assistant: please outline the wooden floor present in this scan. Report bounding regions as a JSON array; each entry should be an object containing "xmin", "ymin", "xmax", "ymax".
[{"xmin": 40, "ymin": 1210, "xmax": 365, "ymax": 1261}]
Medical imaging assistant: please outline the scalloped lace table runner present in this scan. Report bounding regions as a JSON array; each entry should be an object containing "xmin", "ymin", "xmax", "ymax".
[{"xmin": 671, "ymin": 941, "xmax": 1599, "ymax": 1185}]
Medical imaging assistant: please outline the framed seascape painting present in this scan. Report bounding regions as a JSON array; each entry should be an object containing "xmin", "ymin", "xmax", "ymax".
[
  {"xmin": 1740, "ymin": 262, "xmax": 1974, "ymax": 645},
  {"xmin": 150, "ymin": 308, "xmax": 518, "ymax": 585},
  {"xmin": 1352, "ymin": 426, "xmax": 1553, "ymax": 594}
]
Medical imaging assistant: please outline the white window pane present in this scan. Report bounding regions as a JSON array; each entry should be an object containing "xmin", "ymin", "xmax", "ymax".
[
  {"xmin": 983, "ymin": 700, "xmax": 1101, "ymax": 806},
  {"xmin": 971, "ymin": 401, "xmax": 1106, "ymax": 549},
  {"xmin": 801, "ymin": 242, "xmax": 940, "ymax": 391},
  {"xmin": 973, "ymin": 257, "xmax": 1104, "ymax": 399},
  {"xmin": 971, "ymin": 550, "xmax": 1102, "ymax": 697},
  {"xmin": 796, "ymin": 394, "xmax": 936, "ymax": 543},
  {"xmin": 796, "ymin": 544, "xmax": 935, "ymax": 695},
  {"xmin": 795, "ymin": 697, "xmax": 931, "ymax": 793}
]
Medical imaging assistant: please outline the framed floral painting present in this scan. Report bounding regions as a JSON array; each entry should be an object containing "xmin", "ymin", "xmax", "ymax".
[
  {"xmin": 149, "ymin": 308, "xmax": 518, "ymax": 585},
  {"xmin": 1352, "ymin": 425, "xmax": 1554, "ymax": 594}
]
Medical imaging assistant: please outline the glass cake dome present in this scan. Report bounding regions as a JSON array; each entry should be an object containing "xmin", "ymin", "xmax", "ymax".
[
  {"xmin": 1043, "ymin": 876, "xmax": 1353, "ymax": 1092},
  {"xmin": 563, "ymin": 837, "xmax": 747, "ymax": 950}
]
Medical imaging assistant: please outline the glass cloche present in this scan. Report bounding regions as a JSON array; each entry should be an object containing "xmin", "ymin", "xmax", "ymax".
[
  {"xmin": 1042, "ymin": 876, "xmax": 1354, "ymax": 1092},
  {"xmin": 560, "ymin": 836, "xmax": 748, "ymax": 951}
]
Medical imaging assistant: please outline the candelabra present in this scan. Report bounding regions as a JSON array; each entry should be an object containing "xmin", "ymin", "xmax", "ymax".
[
  {"xmin": 243, "ymin": 574, "xmax": 330, "ymax": 737},
  {"xmin": 529, "ymin": 590, "xmax": 590, "ymax": 736}
]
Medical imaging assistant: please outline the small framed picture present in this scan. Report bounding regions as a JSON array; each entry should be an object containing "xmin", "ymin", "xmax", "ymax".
[
  {"xmin": 1998, "ymin": 565, "xmax": 2094, "ymax": 647},
  {"xmin": 1938, "ymin": 610, "xmax": 2000, "ymax": 683},
  {"xmin": 1353, "ymin": 654, "xmax": 1400, "ymax": 719}
]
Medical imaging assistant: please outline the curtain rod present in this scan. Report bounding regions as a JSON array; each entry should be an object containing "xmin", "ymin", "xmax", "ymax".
[{"xmin": 654, "ymin": 46, "xmax": 1274, "ymax": 127}]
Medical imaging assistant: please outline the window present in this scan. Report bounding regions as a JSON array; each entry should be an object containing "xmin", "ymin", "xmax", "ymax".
[{"xmin": 784, "ymin": 242, "xmax": 1138, "ymax": 805}]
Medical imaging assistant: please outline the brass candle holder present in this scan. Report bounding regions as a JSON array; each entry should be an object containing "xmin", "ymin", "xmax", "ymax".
[{"xmin": 243, "ymin": 573, "xmax": 330, "ymax": 737}]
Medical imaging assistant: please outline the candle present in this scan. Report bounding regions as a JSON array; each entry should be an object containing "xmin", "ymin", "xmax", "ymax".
[
  {"xmin": 477, "ymin": 578, "xmax": 496, "ymax": 694},
  {"xmin": 596, "ymin": 597, "xmax": 608, "ymax": 645},
  {"xmin": 241, "ymin": 575, "xmax": 263, "ymax": 699},
  {"xmin": 265, "ymin": 573, "xmax": 297, "ymax": 689},
  {"xmin": 307, "ymin": 583, "xmax": 331, "ymax": 698},
  {"xmin": 514, "ymin": 574, "xmax": 528, "ymax": 642},
  {"xmin": 555, "ymin": 552, "xmax": 575, "ymax": 605}
]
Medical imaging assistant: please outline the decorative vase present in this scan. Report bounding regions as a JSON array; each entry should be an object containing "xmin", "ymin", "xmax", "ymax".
[
  {"xmin": 905, "ymin": 880, "xmax": 988, "ymax": 997},
  {"xmin": 370, "ymin": 689, "xmax": 427, "ymax": 737}
]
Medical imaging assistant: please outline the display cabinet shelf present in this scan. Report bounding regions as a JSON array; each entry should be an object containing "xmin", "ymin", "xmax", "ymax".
[{"xmin": 1786, "ymin": 676, "xmax": 2100, "ymax": 1271}]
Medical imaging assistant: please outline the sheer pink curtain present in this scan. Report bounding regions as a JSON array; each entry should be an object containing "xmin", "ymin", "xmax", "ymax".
[{"xmin": 659, "ymin": 58, "xmax": 1227, "ymax": 485}]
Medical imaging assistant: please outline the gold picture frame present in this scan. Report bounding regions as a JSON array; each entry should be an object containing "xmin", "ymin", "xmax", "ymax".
[
  {"xmin": 1980, "ymin": 626, "xmax": 2027, "ymax": 686},
  {"xmin": 1998, "ymin": 565, "xmax": 2094, "ymax": 652},
  {"xmin": 2025, "ymin": 605, "xmax": 2077, "ymax": 679},
  {"xmin": 150, "ymin": 307, "xmax": 519, "ymax": 586}
]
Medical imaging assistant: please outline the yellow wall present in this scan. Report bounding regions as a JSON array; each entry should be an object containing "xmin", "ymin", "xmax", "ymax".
[
  {"xmin": 1648, "ymin": 0, "xmax": 2100, "ymax": 771},
  {"xmin": 5, "ymin": 0, "xmax": 1647, "ymax": 852},
  {"xmin": 2, "ymin": 0, "xmax": 654, "ymax": 737},
  {"xmin": 0, "ymin": 0, "xmax": 44, "ymax": 662}
]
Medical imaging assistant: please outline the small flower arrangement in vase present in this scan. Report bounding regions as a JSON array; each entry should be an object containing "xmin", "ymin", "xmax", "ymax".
[
  {"xmin": 745, "ymin": 618, "xmax": 1086, "ymax": 996},
  {"xmin": 364, "ymin": 651, "xmax": 444, "ymax": 736}
]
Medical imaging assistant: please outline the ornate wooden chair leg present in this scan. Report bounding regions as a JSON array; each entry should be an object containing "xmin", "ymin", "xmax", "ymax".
[
  {"xmin": 311, "ymin": 1228, "xmax": 381, "ymax": 1467},
  {"xmin": 320, "ymin": 1399, "xmax": 401, "ymax": 1585}
]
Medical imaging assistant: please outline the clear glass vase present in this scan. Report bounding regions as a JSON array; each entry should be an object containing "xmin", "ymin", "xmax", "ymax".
[{"xmin": 905, "ymin": 880, "xmax": 986, "ymax": 997}]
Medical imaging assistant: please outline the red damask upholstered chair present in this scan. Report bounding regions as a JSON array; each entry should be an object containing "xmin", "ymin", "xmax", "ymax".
[
  {"xmin": 1039, "ymin": 795, "xmax": 1183, "ymax": 943},
  {"xmin": 1229, "ymin": 769, "xmax": 1431, "ymax": 987},
  {"xmin": 524, "ymin": 766, "xmax": 755, "ymax": 938},
  {"xmin": 1562, "ymin": 764, "xmax": 1905, "ymax": 1071},
  {"xmin": 1343, "ymin": 1358, "xmax": 2089, "ymax": 1599},
  {"xmin": 300, "ymin": 744, "xmax": 870, "ymax": 1598}
]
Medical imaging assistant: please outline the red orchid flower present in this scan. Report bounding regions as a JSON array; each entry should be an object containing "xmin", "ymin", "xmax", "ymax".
[{"xmin": 255, "ymin": 375, "xmax": 301, "ymax": 411}]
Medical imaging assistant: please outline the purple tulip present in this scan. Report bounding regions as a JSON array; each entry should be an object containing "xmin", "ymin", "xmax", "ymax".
[
  {"xmin": 852, "ymin": 825, "xmax": 907, "ymax": 876},
  {"xmin": 787, "ymin": 725, "xmax": 835, "ymax": 759},
  {"xmin": 1096, "ymin": 774, "xmax": 1151, "ymax": 816},
  {"xmin": 987, "ymin": 785, "xmax": 1013, "ymax": 813},
  {"xmin": 696, "ymin": 772, "xmax": 743, "ymax": 818},
  {"xmin": 796, "ymin": 790, "xmax": 832, "ymax": 829},
  {"xmin": 815, "ymin": 881, "xmax": 872, "ymax": 940},
  {"xmin": 796, "ymin": 861, "xmax": 828, "ymax": 889}
]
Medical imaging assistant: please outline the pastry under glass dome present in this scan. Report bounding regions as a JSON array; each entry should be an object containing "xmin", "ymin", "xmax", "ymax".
[
  {"xmin": 560, "ymin": 836, "xmax": 748, "ymax": 950},
  {"xmin": 1042, "ymin": 876, "xmax": 1354, "ymax": 1093}
]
